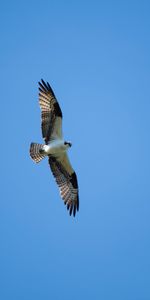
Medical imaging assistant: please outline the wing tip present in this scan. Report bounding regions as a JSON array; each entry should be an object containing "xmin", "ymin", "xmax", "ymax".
[
  {"xmin": 68, "ymin": 196, "xmax": 79, "ymax": 217},
  {"xmin": 64, "ymin": 199, "xmax": 79, "ymax": 217},
  {"xmin": 38, "ymin": 79, "xmax": 55, "ymax": 97}
]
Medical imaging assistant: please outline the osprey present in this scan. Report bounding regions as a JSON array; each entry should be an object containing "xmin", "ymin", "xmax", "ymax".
[{"xmin": 30, "ymin": 79, "xmax": 79, "ymax": 217}]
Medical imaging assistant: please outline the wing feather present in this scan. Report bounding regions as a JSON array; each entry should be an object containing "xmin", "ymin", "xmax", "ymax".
[
  {"xmin": 48, "ymin": 154, "xmax": 79, "ymax": 217},
  {"xmin": 38, "ymin": 79, "xmax": 63, "ymax": 143}
]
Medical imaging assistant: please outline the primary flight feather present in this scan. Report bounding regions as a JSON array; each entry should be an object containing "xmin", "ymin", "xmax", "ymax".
[{"xmin": 29, "ymin": 79, "xmax": 79, "ymax": 217}]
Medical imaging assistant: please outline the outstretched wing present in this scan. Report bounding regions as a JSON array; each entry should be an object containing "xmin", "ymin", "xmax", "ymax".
[
  {"xmin": 38, "ymin": 79, "xmax": 63, "ymax": 144},
  {"xmin": 48, "ymin": 154, "xmax": 79, "ymax": 217}
]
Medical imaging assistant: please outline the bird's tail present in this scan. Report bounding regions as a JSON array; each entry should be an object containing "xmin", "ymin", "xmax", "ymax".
[{"xmin": 29, "ymin": 143, "xmax": 46, "ymax": 163}]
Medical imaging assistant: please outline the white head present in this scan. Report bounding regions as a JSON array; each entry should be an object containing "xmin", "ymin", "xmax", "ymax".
[{"xmin": 64, "ymin": 141, "xmax": 72, "ymax": 148}]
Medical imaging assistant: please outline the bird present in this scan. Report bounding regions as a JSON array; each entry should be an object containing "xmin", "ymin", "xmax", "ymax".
[{"xmin": 29, "ymin": 79, "xmax": 79, "ymax": 217}]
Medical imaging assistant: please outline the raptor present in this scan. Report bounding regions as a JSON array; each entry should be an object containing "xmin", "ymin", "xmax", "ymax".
[{"xmin": 30, "ymin": 79, "xmax": 79, "ymax": 217}]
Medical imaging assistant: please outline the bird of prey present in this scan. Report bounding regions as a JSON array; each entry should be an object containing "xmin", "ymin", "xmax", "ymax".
[{"xmin": 29, "ymin": 79, "xmax": 79, "ymax": 217}]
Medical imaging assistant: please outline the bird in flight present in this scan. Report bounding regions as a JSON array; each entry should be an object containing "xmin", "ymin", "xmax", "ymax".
[{"xmin": 29, "ymin": 79, "xmax": 79, "ymax": 217}]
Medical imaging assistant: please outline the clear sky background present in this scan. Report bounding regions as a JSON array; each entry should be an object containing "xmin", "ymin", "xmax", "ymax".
[{"xmin": 1, "ymin": 1, "xmax": 150, "ymax": 299}]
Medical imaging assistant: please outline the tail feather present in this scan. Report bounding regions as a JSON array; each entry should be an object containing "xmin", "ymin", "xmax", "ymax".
[{"xmin": 30, "ymin": 143, "xmax": 46, "ymax": 163}]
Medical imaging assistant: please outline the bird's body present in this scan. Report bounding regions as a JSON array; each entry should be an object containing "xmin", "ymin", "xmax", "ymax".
[
  {"xmin": 29, "ymin": 79, "xmax": 79, "ymax": 217},
  {"xmin": 42, "ymin": 139, "xmax": 68, "ymax": 155}
]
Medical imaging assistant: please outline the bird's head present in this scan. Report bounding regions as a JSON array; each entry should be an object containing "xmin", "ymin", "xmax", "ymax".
[{"xmin": 64, "ymin": 141, "xmax": 72, "ymax": 148}]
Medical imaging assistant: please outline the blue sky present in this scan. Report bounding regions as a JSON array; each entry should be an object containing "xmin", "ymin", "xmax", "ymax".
[{"xmin": 1, "ymin": 1, "xmax": 150, "ymax": 299}]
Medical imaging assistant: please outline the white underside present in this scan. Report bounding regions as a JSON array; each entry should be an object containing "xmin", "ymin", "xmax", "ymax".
[{"xmin": 43, "ymin": 139, "xmax": 69, "ymax": 156}]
